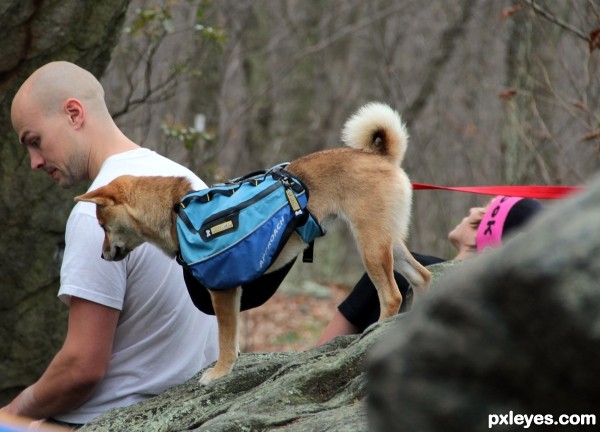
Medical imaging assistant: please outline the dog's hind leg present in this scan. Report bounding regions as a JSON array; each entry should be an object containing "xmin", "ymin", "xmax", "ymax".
[
  {"xmin": 199, "ymin": 287, "xmax": 242, "ymax": 386},
  {"xmin": 393, "ymin": 241, "xmax": 431, "ymax": 298},
  {"xmin": 358, "ymin": 238, "xmax": 403, "ymax": 320}
]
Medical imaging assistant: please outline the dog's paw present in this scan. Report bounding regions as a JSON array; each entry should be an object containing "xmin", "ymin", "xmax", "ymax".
[
  {"xmin": 198, "ymin": 369, "xmax": 216, "ymax": 386},
  {"xmin": 199, "ymin": 366, "xmax": 231, "ymax": 386}
]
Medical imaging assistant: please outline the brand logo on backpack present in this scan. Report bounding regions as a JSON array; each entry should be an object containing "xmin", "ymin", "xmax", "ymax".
[
  {"xmin": 206, "ymin": 220, "xmax": 235, "ymax": 238},
  {"xmin": 259, "ymin": 214, "xmax": 286, "ymax": 269}
]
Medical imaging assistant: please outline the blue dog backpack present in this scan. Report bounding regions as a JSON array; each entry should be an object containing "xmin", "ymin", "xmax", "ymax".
[{"xmin": 175, "ymin": 164, "xmax": 324, "ymax": 293}]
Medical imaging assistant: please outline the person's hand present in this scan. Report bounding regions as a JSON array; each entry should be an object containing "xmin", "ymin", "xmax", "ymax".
[
  {"xmin": 1, "ymin": 387, "xmax": 36, "ymax": 418},
  {"xmin": 27, "ymin": 420, "xmax": 45, "ymax": 430},
  {"xmin": 0, "ymin": 410, "xmax": 49, "ymax": 431}
]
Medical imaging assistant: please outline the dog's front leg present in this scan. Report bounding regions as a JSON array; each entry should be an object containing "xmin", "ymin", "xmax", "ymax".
[{"xmin": 199, "ymin": 287, "xmax": 242, "ymax": 386}]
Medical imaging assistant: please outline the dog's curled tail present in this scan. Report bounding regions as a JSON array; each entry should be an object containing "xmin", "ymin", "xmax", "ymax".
[{"xmin": 341, "ymin": 102, "xmax": 408, "ymax": 166}]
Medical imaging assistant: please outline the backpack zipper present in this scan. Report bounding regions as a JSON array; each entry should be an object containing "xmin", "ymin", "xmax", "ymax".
[{"xmin": 197, "ymin": 180, "xmax": 286, "ymax": 229}]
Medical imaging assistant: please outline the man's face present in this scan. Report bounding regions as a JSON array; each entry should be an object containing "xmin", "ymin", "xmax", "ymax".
[
  {"xmin": 447, "ymin": 206, "xmax": 486, "ymax": 252},
  {"xmin": 12, "ymin": 95, "xmax": 88, "ymax": 189}
]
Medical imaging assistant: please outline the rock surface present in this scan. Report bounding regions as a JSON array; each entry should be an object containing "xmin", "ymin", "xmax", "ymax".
[
  {"xmin": 82, "ymin": 324, "xmax": 371, "ymax": 431},
  {"xmin": 80, "ymin": 262, "xmax": 456, "ymax": 432},
  {"xmin": 368, "ymin": 177, "xmax": 600, "ymax": 431}
]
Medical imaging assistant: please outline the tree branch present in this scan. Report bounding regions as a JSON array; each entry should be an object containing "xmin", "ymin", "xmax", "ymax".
[{"xmin": 522, "ymin": 0, "xmax": 589, "ymax": 42}]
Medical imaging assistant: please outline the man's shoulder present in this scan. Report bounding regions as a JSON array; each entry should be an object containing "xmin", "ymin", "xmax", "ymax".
[{"xmin": 93, "ymin": 149, "xmax": 205, "ymax": 190}]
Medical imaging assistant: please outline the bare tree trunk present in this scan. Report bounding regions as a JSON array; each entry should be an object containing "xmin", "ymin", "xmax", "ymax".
[{"xmin": 502, "ymin": 2, "xmax": 569, "ymax": 185}]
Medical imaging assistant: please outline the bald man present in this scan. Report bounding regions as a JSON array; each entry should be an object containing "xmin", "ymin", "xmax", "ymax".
[{"xmin": 1, "ymin": 62, "xmax": 218, "ymax": 428}]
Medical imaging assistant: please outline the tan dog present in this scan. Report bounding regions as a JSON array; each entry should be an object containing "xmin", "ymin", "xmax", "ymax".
[{"xmin": 75, "ymin": 102, "xmax": 431, "ymax": 385}]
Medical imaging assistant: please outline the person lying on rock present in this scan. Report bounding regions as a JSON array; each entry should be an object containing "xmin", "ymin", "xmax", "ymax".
[{"xmin": 317, "ymin": 195, "xmax": 544, "ymax": 346}]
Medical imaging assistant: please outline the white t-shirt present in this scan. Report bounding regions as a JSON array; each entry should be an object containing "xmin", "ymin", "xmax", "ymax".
[{"xmin": 55, "ymin": 149, "xmax": 219, "ymax": 424}]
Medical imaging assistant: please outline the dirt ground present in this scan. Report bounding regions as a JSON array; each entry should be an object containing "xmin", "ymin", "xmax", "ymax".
[{"xmin": 239, "ymin": 282, "xmax": 351, "ymax": 353}]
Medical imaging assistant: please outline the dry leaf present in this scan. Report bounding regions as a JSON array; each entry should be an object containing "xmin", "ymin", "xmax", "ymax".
[
  {"xmin": 499, "ymin": 89, "xmax": 518, "ymax": 100},
  {"xmin": 572, "ymin": 100, "xmax": 589, "ymax": 112},
  {"xmin": 500, "ymin": 4, "xmax": 522, "ymax": 20},
  {"xmin": 589, "ymin": 28, "xmax": 600, "ymax": 52},
  {"xmin": 580, "ymin": 130, "xmax": 600, "ymax": 142}
]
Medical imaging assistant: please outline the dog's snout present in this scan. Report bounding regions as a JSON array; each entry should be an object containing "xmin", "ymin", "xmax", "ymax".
[
  {"xmin": 101, "ymin": 245, "xmax": 125, "ymax": 261},
  {"xmin": 111, "ymin": 245, "xmax": 130, "ymax": 261}
]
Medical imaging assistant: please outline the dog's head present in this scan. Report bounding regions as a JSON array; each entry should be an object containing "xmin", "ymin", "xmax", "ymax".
[{"xmin": 75, "ymin": 175, "xmax": 146, "ymax": 261}]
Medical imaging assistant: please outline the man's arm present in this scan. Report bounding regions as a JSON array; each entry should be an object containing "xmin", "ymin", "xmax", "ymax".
[
  {"xmin": 1, "ymin": 297, "xmax": 119, "ymax": 420},
  {"xmin": 317, "ymin": 310, "xmax": 359, "ymax": 346}
]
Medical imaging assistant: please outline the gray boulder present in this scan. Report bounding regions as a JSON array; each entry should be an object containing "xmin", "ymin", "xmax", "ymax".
[
  {"xmin": 80, "ymin": 261, "xmax": 455, "ymax": 432},
  {"xmin": 81, "ymin": 324, "xmax": 372, "ymax": 431},
  {"xmin": 368, "ymin": 177, "xmax": 600, "ymax": 431}
]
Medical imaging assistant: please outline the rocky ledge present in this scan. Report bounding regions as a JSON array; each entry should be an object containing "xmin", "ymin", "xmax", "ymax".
[{"xmin": 80, "ymin": 311, "xmax": 404, "ymax": 432}]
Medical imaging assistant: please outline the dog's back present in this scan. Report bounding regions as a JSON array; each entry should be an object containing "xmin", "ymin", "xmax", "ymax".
[{"xmin": 286, "ymin": 102, "xmax": 412, "ymax": 241}]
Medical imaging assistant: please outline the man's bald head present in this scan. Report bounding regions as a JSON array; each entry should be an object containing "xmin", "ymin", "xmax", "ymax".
[
  {"xmin": 12, "ymin": 61, "xmax": 109, "ymax": 120},
  {"xmin": 12, "ymin": 61, "xmax": 139, "ymax": 185}
]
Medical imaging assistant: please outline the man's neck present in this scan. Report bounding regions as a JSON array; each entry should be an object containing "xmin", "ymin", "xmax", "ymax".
[{"xmin": 88, "ymin": 136, "xmax": 140, "ymax": 181}]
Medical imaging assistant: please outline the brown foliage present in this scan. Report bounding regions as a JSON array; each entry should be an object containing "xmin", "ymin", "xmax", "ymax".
[
  {"xmin": 589, "ymin": 28, "xmax": 600, "ymax": 52},
  {"xmin": 499, "ymin": 4, "xmax": 522, "ymax": 20},
  {"xmin": 241, "ymin": 283, "xmax": 350, "ymax": 352}
]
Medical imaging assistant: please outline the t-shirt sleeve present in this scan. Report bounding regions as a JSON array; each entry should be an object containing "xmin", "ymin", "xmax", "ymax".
[
  {"xmin": 58, "ymin": 208, "xmax": 127, "ymax": 310},
  {"xmin": 338, "ymin": 253, "xmax": 445, "ymax": 332}
]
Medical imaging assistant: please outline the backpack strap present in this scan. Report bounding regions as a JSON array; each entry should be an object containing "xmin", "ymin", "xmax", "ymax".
[
  {"xmin": 262, "ymin": 168, "xmax": 326, "ymax": 267},
  {"xmin": 277, "ymin": 170, "xmax": 325, "ymax": 263},
  {"xmin": 180, "ymin": 187, "xmax": 236, "ymax": 206},
  {"xmin": 174, "ymin": 202, "xmax": 197, "ymax": 234},
  {"xmin": 303, "ymin": 241, "xmax": 315, "ymax": 263},
  {"xmin": 226, "ymin": 170, "xmax": 267, "ymax": 183}
]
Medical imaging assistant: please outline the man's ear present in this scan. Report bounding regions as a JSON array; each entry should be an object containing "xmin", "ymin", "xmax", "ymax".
[{"xmin": 64, "ymin": 98, "xmax": 84, "ymax": 128}]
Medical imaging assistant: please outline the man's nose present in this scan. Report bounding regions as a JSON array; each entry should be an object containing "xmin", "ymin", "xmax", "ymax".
[{"xmin": 28, "ymin": 148, "xmax": 45, "ymax": 170}]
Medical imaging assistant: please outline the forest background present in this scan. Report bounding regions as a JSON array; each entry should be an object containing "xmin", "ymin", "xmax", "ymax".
[{"xmin": 1, "ymin": 0, "xmax": 599, "ymax": 405}]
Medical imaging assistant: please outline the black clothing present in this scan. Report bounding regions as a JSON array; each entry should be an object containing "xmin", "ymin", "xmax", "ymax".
[
  {"xmin": 338, "ymin": 253, "xmax": 445, "ymax": 332},
  {"xmin": 183, "ymin": 259, "xmax": 296, "ymax": 315}
]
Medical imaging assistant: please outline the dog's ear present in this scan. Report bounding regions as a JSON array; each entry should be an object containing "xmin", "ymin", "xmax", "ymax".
[
  {"xmin": 74, "ymin": 187, "xmax": 116, "ymax": 207},
  {"xmin": 75, "ymin": 176, "xmax": 136, "ymax": 206}
]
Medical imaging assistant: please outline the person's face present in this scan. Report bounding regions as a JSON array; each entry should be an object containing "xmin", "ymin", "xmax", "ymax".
[
  {"xmin": 12, "ymin": 95, "xmax": 88, "ymax": 189},
  {"xmin": 448, "ymin": 206, "xmax": 486, "ymax": 253}
]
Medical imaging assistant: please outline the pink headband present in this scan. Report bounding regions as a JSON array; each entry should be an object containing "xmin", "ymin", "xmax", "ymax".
[{"xmin": 476, "ymin": 196, "xmax": 523, "ymax": 252}]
